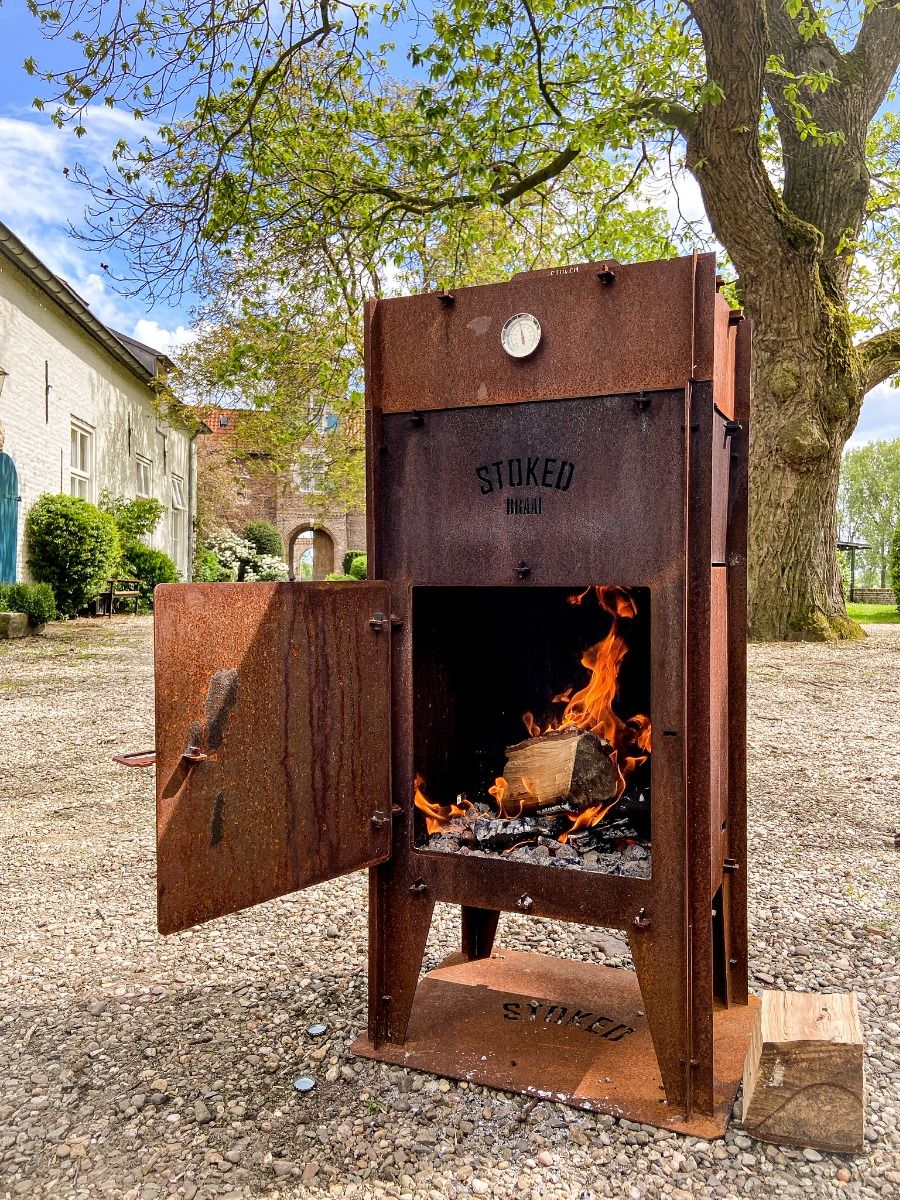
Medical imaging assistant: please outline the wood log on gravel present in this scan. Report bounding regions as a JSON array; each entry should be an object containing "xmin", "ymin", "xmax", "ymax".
[
  {"xmin": 742, "ymin": 990, "xmax": 865, "ymax": 1153},
  {"xmin": 502, "ymin": 729, "xmax": 619, "ymax": 812}
]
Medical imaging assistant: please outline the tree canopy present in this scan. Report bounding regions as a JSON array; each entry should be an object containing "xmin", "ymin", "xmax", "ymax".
[
  {"xmin": 838, "ymin": 438, "xmax": 900, "ymax": 588},
  {"xmin": 25, "ymin": 0, "xmax": 900, "ymax": 637}
]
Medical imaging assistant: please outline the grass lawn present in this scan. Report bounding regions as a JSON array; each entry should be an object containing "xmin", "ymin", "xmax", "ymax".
[{"xmin": 848, "ymin": 601, "xmax": 900, "ymax": 623}]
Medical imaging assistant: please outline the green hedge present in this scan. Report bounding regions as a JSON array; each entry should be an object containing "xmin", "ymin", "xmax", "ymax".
[
  {"xmin": 0, "ymin": 582, "xmax": 56, "ymax": 625},
  {"xmin": 25, "ymin": 494, "xmax": 120, "ymax": 617},
  {"xmin": 342, "ymin": 550, "xmax": 366, "ymax": 574},
  {"xmin": 123, "ymin": 540, "xmax": 179, "ymax": 605},
  {"xmin": 244, "ymin": 520, "xmax": 284, "ymax": 558},
  {"xmin": 890, "ymin": 523, "xmax": 900, "ymax": 614},
  {"xmin": 348, "ymin": 554, "xmax": 368, "ymax": 580}
]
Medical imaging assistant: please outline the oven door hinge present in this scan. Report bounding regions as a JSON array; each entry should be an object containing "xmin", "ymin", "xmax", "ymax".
[{"xmin": 369, "ymin": 612, "xmax": 403, "ymax": 633}]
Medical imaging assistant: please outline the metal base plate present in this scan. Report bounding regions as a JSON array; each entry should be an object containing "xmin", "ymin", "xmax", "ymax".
[{"xmin": 352, "ymin": 949, "xmax": 758, "ymax": 1139}]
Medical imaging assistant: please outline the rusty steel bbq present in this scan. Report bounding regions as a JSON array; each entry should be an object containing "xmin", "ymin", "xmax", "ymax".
[{"xmin": 150, "ymin": 252, "xmax": 755, "ymax": 1138}]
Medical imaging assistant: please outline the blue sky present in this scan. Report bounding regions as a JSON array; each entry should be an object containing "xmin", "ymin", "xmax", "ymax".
[{"xmin": 0, "ymin": 0, "xmax": 896, "ymax": 442}]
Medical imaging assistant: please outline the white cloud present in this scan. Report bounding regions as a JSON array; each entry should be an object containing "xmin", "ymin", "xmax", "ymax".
[
  {"xmin": 131, "ymin": 318, "xmax": 194, "ymax": 354},
  {"xmin": 0, "ymin": 107, "xmax": 193, "ymax": 348},
  {"xmin": 848, "ymin": 382, "xmax": 900, "ymax": 447}
]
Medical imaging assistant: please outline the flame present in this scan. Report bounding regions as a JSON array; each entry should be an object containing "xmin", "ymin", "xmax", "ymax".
[
  {"xmin": 527, "ymin": 586, "xmax": 651, "ymax": 837},
  {"xmin": 489, "ymin": 775, "xmax": 524, "ymax": 819},
  {"xmin": 522, "ymin": 711, "xmax": 541, "ymax": 738},
  {"xmin": 413, "ymin": 773, "xmax": 474, "ymax": 835},
  {"xmin": 414, "ymin": 586, "xmax": 651, "ymax": 844}
]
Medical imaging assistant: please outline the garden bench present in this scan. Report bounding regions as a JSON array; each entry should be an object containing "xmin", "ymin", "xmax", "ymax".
[{"xmin": 98, "ymin": 577, "xmax": 142, "ymax": 616}]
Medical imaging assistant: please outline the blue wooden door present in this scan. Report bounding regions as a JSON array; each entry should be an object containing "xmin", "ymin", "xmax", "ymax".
[{"xmin": 0, "ymin": 452, "xmax": 20, "ymax": 583}]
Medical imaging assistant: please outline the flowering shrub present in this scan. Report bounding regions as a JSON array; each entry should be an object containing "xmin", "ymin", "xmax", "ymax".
[
  {"xmin": 243, "ymin": 554, "xmax": 289, "ymax": 582},
  {"xmin": 203, "ymin": 528, "xmax": 288, "ymax": 582}
]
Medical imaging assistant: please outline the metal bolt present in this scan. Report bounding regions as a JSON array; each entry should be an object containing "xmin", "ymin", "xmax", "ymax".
[
  {"xmin": 513, "ymin": 561, "xmax": 531, "ymax": 581},
  {"xmin": 409, "ymin": 879, "xmax": 428, "ymax": 895},
  {"xmin": 634, "ymin": 392, "xmax": 651, "ymax": 414},
  {"xmin": 723, "ymin": 857, "xmax": 739, "ymax": 873},
  {"xmin": 369, "ymin": 612, "xmax": 388, "ymax": 632},
  {"xmin": 438, "ymin": 290, "xmax": 455, "ymax": 306},
  {"xmin": 406, "ymin": 410, "xmax": 424, "ymax": 427},
  {"xmin": 181, "ymin": 746, "xmax": 208, "ymax": 764},
  {"xmin": 370, "ymin": 810, "xmax": 390, "ymax": 829},
  {"xmin": 597, "ymin": 264, "xmax": 616, "ymax": 285},
  {"xmin": 516, "ymin": 894, "xmax": 534, "ymax": 912},
  {"xmin": 633, "ymin": 907, "xmax": 651, "ymax": 931}
]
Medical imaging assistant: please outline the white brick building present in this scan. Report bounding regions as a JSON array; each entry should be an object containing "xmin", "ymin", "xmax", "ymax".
[{"xmin": 0, "ymin": 221, "xmax": 198, "ymax": 584}]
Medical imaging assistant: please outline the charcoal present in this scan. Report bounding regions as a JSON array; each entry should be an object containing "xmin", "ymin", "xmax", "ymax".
[
  {"xmin": 620, "ymin": 859, "xmax": 652, "ymax": 878},
  {"xmin": 473, "ymin": 815, "xmax": 541, "ymax": 851}
]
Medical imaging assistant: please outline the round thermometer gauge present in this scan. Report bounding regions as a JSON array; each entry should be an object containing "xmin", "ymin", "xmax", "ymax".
[{"xmin": 501, "ymin": 312, "xmax": 542, "ymax": 358}]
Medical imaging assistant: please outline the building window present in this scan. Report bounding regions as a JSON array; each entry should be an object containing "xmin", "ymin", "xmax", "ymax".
[
  {"xmin": 136, "ymin": 455, "xmax": 152, "ymax": 497},
  {"xmin": 294, "ymin": 455, "xmax": 323, "ymax": 495},
  {"xmin": 70, "ymin": 421, "xmax": 93, "ymax": 499},
  {"xmin": 171, "ymin": 475, "xmax": 186, "ymax": 568},
  {"xmin": 218, "ymin": 415, "xmax": 229, "ymax": 428}
]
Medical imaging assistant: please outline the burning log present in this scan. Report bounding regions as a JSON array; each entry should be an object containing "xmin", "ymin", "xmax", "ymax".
[{"xmin": 501, "ymin": 729, "xmax": 620, "ymax": 813}]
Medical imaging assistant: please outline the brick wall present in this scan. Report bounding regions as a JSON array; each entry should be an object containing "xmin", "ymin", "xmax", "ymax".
[
  {"xmin": 198, "ymin": 406, "xmax": 366, "ymax": 578},
  {"xmin": 0, "ymin": 257, "xmax": 195, "ymax": 581}
]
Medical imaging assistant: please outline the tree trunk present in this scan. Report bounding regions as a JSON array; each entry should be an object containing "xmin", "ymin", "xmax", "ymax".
[{"xmin": 745, "ymin": 283, "xmax": 866, "ymax": 641}]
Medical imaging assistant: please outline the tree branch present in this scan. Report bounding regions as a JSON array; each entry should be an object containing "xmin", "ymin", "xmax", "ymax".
[
  {"xmin": 685, "ymin": 0, "xmax": 807, "ymax": 276},
  {"xmin": 859, "ymin": 327, "xmax": 900, "ymax": 393},
  {"xmin": 521, "ymin": 0, "xmax": 563, "ymax": 120}
]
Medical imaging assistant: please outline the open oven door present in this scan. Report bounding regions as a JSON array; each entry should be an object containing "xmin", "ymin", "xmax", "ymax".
[{"xmin": 154, "ymin": 581, "xmax": 393, "ymax": 934}]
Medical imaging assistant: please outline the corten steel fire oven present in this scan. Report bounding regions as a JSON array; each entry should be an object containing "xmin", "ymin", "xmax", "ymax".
[{"xmin": 153, "ymin": 251, "xmax": 755, "ymax": 1137}]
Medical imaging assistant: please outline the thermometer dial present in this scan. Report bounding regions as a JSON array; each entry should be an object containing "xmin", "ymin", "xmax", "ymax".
[{"xmin": 501, "ymin": 312, "xmax": 542, "ymax": 359}]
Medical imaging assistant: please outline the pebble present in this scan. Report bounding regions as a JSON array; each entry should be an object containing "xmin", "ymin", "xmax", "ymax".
[{"xmin": 1, "ymin": 618, "xmax": 898, "ymax": 1200}]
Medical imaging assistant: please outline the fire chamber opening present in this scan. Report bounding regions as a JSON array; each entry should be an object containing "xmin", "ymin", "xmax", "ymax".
[{"xmin": 412, "ymin": 586, "xmax": 651, "ymax": 876}]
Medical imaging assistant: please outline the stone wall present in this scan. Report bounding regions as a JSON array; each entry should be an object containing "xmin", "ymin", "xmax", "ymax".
[{"xmin": 850, "ymin": 588, "xmax": 896, "ymax": 606}]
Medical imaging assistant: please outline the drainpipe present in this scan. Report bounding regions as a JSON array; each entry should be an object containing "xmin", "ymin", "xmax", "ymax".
[{"xmin": 187, "ymin": 426, "xmax": 200, "ymax": 582}]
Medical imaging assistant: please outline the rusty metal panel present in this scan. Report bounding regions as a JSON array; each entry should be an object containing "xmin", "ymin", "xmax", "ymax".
[
  {"xmin": 710, "ymin": 567, "xmax": 728, "ymax": 897},
  {"xmin": 155, "ymin": 582, "xmax": 392, "ymax": 934},
  {"xmin": 368, "ymin": 255, "xmax": 716, "ymax": 414},
  {"xmin": 354, "ymin": 949, "xmax": 758, "ymax": 1138},
  {"xmin": 712, "ymin": 292, "xmax": 738, "ymax": 420},
  {"xmin": 376, "ymin": 391, "xmax": 687, "ymax": 589},
  {"xmin": 711, "ymin": 409, "xmax": 731, "ymax": 565}
]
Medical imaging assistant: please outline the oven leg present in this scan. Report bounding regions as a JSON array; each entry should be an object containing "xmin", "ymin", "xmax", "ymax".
[
  {"xmin": 628, "ymin": 926, "xmax": 693, "ymax": 1117},
  {"xmin": 368, "ymin": 864, "xmax": 435, "ymax": 1049},
  {"xmin": 461, "ymin": 907, "xmax": 500, "ymax": 960}
]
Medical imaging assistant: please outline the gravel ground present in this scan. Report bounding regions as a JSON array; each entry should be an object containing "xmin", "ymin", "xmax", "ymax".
[{"xmin": 0, "ymin": 616, "xmax": 897, "ymax": 1200}]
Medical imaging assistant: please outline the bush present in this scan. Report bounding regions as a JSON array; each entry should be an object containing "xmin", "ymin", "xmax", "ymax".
[
  {"xmin": 1, "ymin": 582, "xmax": 56, "ymax": 625},
  {"xmin": 123, "ymin": 540, "xmax": 179, "ymax": 604},
  {"xmin": 203, "ymin": 527, "xmax": 288, "ymax": 583},
  {"xmin": 204, "ymin": 528, "xmax": 255, "ymax": 580},
  {"xmin": 343, "ymin": 550, "xmax": 366, "ymax": 574},
  {"xmin": 243, "ymin": 554, "xmax": 290, "ymax": 582},
  {"xmin": 25, "ymin": 494, "xmax": 120, "ymax": 617},
  {"xmin": 348, "ymin": 553, "xmax": 368, "ymax": 580},
  {"xmin": 194, "ymin": 545, "xmax": 230, "ymax": 582},
  {"xmin": 244, "ymin": 520, "xmax": 284, "ymax": 559},
  {"xmin": 890, "ymin": 523, "xmax": 900, "ymax": 614},
  {"xmin": 99, "ymin": 490, "xmax": 165, "ymax": 540},
  {"xmin": 324, "ymin": 572, "xmax": 355, "ymax": 581}
]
